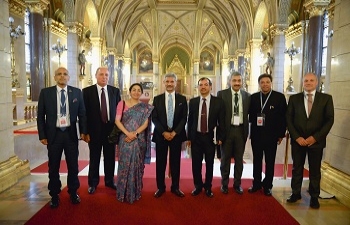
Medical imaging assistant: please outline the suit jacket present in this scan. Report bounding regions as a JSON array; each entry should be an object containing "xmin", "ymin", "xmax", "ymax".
[
  {"xmin": 286, "ymin": 91, "xmax": 334, "ymax": 149},
  {"xmin": 217, "ymin": 88, "xmax": 250, "ymax": 141},
  {"xmin": 249, "ymin": 90, "xmax": 287, "ymax": 143},
  {"xmin": 37, "ymin": 85, "xmax": 87, "ymax": 144},
  {"xmin": 187, "ymin": 95, "xmax": 225, "ymax": 143},
  {"xmin": 82, "ymin": 84, "xmax": 121, "ymax": 141},
  {"xmin": 152, "ymin": 92, "xmax": 188, "ymax": 143}
]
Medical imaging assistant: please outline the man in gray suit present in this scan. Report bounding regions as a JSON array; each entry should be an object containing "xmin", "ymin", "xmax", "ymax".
[
  {"xmin": 217, "ymin": 72, "xmax": 250, "ymax": 195},
  {"xmin": 286, "ymin": 73, "xmax": 334, "ymax": 209}
]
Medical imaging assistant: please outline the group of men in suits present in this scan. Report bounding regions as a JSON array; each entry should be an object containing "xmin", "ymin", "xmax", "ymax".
[
  {"xmin": 38, "ymin": 66, "xmax": 121, "ymax": 208},
  {"xmin": 38, "ymin": 66, "xmax": 333, "ymax": 210}
]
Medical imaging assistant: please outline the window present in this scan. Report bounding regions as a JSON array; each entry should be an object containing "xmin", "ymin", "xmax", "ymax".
[
  {"xmin": 321, "ymin": 12, "xmax": 329, "ymax": 76},
  {"xmin": 24, "ymin": 10, "xmax": 30, "ymax": 73}
]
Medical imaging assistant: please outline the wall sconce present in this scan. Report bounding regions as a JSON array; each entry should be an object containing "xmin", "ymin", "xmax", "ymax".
[
  {"xmin": 9, "ymin": 17, "xmax": 25, "ymax": 88},
  {"xmin": 51, "ymin": 39, "xmax": 67, "ymax": 65}
]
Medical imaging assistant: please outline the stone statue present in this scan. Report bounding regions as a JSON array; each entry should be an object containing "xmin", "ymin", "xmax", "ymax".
[
  {"xmin": 265, "ymin": 52, "xmax": 274, "ymax": 75},
  {"xmin": 78, "ymin": 50, "xmax": 87, "ymax": 75}
]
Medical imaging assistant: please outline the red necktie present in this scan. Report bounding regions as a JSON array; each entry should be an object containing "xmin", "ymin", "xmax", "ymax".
[
  {"xmin": 201, "ymin": 98, "xmax": 207, "ymax": 133},
  {"xmin": 101, "ymin": 88, "xmax": 108, "ymax": 123}
]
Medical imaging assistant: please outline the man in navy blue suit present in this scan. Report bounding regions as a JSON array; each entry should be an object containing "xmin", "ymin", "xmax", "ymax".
[
  {"xmin": 286, "ymin": 73, "xmax": 334, "ymax": 209},
  {"xmin": 83, "ymin": 67, "xmax": 121, "ymax": 194},
  {"xmin": 37, "ymin": 67, "xmax": 87, "ymax": 208},
  {"xmin": 152, "ymin": 73, "xmax": 188, "ymax": 198},
  {"xmin": 187, "ymin": 77, "xmax": 225, "ymax": 198}
]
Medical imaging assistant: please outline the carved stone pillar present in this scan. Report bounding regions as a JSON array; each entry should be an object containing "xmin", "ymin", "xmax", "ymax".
[
  {"xmin": 304, "ymin": 0, "xmax": 330, "ymax": 86},
  {"xmin": 90, "ymin": 37, "xmax": 104, "ymax": 84},
  {"xmin": 271, "ymin": 25, "xmax": 287, "ymax": 93},
  {"xmin": 249, "ymin": 39, "xmax": 262, "ymax": 93},
  {"xmin": 106, "ymin": 48, "xmax": 116, "ymax": 87},
  {"xmin": 123, "ymin": 57, "xmax": 132, "ymax": 96},
  {"xmin": 26, "ymin": 0, "xmax": 49, "ymax": 101},
  {"xmin": 153, "ymin": 61, "xmax": 159, "ymax": 96},
  {"xmin": 220, "ymin": 58, "xmax": 229, "ymax": 90}
]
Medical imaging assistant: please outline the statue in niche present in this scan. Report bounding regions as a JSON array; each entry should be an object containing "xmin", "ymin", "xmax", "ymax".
[
  {"xmin": 265, "ymin": 52, "xmax": 274, "ymax": 75},
  {"xmin": 78, "ymin": 50, "xmax": 87, "ymax": 75}
]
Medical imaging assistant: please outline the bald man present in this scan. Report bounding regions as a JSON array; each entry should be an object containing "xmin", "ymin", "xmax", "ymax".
[{"xmin": 286, "ymin": 73, "xmax": 334, "ymax": 209}]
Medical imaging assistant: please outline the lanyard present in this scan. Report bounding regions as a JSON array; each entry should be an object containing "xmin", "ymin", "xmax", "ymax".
[{"xmin": 260, "ymin": 90, "xmax": 272, "ymax": 113}]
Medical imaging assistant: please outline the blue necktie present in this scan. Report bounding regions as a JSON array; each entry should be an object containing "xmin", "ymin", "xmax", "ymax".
[
  {"xmin": 60, "ymin": 89, "xmax": 66, "ymax": 131},
  {"xmin": 167, "ymin": 94, "xmax": 174, "ymax": 129}
]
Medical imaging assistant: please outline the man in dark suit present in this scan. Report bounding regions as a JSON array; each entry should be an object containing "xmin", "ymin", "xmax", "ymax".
[
  {"xmin": 37, "ymin": 67, "xmax": 87, "ymax": 208},
  {"xmin": 286, "ymin": 73, "xmax": 334, "ymax": 209},
  {"xmin": 187, "ymin": 77, "xmax": 225, "ymax": 198},
  {"xmin": 248, "ymin": 74, "xmax": 287, "ymax": 196},
  {"xmin": 152, "ymin": 73, "xmax": 188, "ymax": 198},
  {"xmin": 82, "ymin": 67, "xmax": 121, "ymax": 194},
  {"xmin": 217, "ymin": 72, "xmax": 250, "ymax": 195}
]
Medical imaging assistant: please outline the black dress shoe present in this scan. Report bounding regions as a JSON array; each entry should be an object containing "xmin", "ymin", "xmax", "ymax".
[
  {"xmin": 234, "ymin": 186, "xmax": 243, "ymax": 195},
  {"xmin": 171, "ymin": 189, "xmax": 185, "ymax": 197},
  {"xmin": 105, "ymin": 183, "xmax": 117, "ymax": 190},
  {"xmin": 154, "ymin": 189, "xmax": 165, "ymax": 198},
  {"xmin": 287, "ymin": 193, "xmax": 302, "ymax": 203},
  {"xmin": 248, "ymin": 186, "xmax": 262, "ymax": 193},
  {"xmin": 50, "ymin": 195, "xmax": 59, "ymax": 208},
  {"xmin": 70, "ymin": 194, "xmax": 81, "ymax": 204},
  {"xmin": 205, "ymin": 189, "xmax": 214, "ymax": 198},
  {"xmin": 310, "ymin": 197, "xmax": 320, "ymax": 209},
  {"xmin": 264, "ymin": 188, "xmax": 272, "ymax": 196},
  {"xmin": 220, "ymin": 186, "xmax": 228, "ymax": 194},
  {"xmin": 88, "ymin": 186, "xmax": 96, "ymax": 194},
  {"xmin": 191, "ymin": 188, "xmax": 202, "ymax": 196}
]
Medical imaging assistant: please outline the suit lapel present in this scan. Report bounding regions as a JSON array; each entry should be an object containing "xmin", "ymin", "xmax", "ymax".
[
  {"xmin": 51, "ymin": 86, "xmax": 58, "ymax": 116},
  {"xmin": 226, "ymin": 89, "xmax": 233, "ymax": 116},
  {"xmin": 309, "ymin": 92, "xmax": 320, "ymax": 117},
  {"xmin": 194, "ymin": 97, "xmax": 200, "ymax": 125}
]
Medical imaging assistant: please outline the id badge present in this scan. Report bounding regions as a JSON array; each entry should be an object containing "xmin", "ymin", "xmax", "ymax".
[
  {"xmin": 59, "ymin": 116, "xmax": 67, "ymax": 127},
  {"xmin": 257, "ymin": 113, "xmax": 265, "ymax": 126},
  {"xmin": 233, "ymin": 116, "xmax": 240, "ymax": 126}
]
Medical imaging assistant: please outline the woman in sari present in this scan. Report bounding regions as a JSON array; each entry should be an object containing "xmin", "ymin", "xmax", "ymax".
[{"xmin": 115, "ymin": 83, "xmax": 153, "ymax": 203}]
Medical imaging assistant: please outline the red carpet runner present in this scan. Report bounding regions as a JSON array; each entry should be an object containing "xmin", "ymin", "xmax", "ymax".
[{"xmin": 26, "ymin": 176, "xmax": 298, "ymax": 225}]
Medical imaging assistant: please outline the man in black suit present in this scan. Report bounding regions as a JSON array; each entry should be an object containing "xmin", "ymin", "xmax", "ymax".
[
  {"xmin": 286, "ymin": 73, "xmax": 334, "ymax": 209},
  {"xmin": 217, "ymin": 72, "xmax": 250, "ymax": 195},
  {"xmin": 82, "ymin": 67, "xmax": 121, "ymax": 194},
  {"xmin": 248, "ymin": 74, "xmax": 287, "ymax": 196},
  {"xmin": 187, "ymin": 77, "xmax": 225, "ymax": 198},
  {"xmin": 152, "ymin": 73, "xmax": 188, "ymax": 198},
  {"xmin": 37, "ymin": 67, "xmax": 87, "ymax": 208}
]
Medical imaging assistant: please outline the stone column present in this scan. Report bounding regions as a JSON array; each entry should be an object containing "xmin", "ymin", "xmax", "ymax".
[
  {"xmin": 193, "ymin": 60, "xmax": 200, "ymax": 96},
  {"xmin": 0, "ymin": 0, "xmax": 29, "ymax": 193},
  {"xmin": 271, "ymin": 26, "xmax": 287, "ymax": 93},
  {"xmin": 249, "ymin": 39, "xmax": 262, "ymax": 93},
  {"xmin": 220, "ymin": 58, "xmax": 229, "ymax": 90},
  {"xmin": 65, "ymin": 23, "xmax": 83, "ymax": 88},
  {"xmin": 320, "ymin": 0, "xmax": 350, "ymax": 208},
  {"xmin": 27, "ymin": 1, "xmax": 49, "ymax": 101},
  {"xmin": 90, "ymin": 37, "xmax": 103, "ymax": 85},
  {"xmin": 123, "ymin": 57, "xmax": 132, "ymax": 96},
  {"xmin": 304, "ymin": 0, "xmax": 330, "ymax": 87},
  {"xmin": 153, "ymin": 61, "xmax": 159, "ymax": 96}
]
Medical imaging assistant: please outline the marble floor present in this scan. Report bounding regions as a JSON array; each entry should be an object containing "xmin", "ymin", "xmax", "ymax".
[{"xmin": 0, "ymin": 158, "xmax": 349, "ymax": 225}]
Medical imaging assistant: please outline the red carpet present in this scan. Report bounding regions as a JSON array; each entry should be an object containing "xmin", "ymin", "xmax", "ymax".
[
  {"xmin": 31, "ymin": 160, "xmax": 90, "ymax": 174},
  {"xmin": 26, "ymin": 177, "xmax": 298, "ymax": 225}
]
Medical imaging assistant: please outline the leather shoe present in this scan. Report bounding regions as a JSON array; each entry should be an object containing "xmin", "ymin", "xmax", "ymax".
[
  {"xmin": 154, "ymin": 189, "xmax": 165, "ymax": 198},
  {"xmin": 105, "ymin": 183, "xmax": 117, "ymax": 190},
  {"xmin": 88, "ymin": 186, "xmax": 96, "ymax": 194},
  {"xmin": 287, "ymin": 193, "xmax": 302, "ymax": 203},
  {"xmin": 220, "ymin": 186, "xmax": 228, "ymax": 194},
  {"xmin": 70, "ymin": 194, "xmax": 81, "ymax": 204},
  {"xmin": 50, "ymin": 195, "xmax": 59, "ymax": 208},
  {"xmin": 248, "ymin": 186, "xmax": 262, "ymax": 193},
  {"xmin": 205, "ymin": 189, "xmax": 214, "ymax": 198},
  {"xmin": 191, "ymin": 188, "xmax": 202, "ymax": 196},
  {"xmin": 171, "ymin": 189, "xmax": 185, "ymax": 197},
  {"xmin": 310, "ymin": 197, "xmax": 320, "ymax": 209},
  {"xmin": 264, "ymin": 188, "xmax": 272, "ymax": 196},
  {"xmin": 234, "ymin": 186, "xmax": 243, "ymax": 195}
]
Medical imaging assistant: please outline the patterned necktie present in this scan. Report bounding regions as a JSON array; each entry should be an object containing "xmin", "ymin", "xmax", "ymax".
[
  {"xmin": 101, "ymin": 88, "xmax": 108, "ymax": 123},
  {"xmin": 60, "ymin": 89, "xmax": 66, "ymax": 115},
  {"xmin": 307, "ymin": 93, "xmax": 313, "ymax": 116},
  {"xmin": 234, "ymin": 93, "xmax": 239, "ymax": 114},
  {"xmin": 201, "ymin": 98, "xmax": 207, "ymax": 133},
  {"xmin": 167, "ymin": 93, "xmax": 174, "ymax": 129}
]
